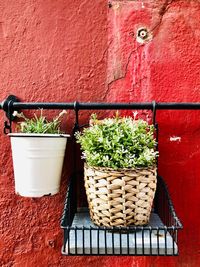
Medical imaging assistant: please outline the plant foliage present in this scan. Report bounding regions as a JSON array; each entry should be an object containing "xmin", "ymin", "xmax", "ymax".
[
  {"xmin": 14, "ymin": 110, "xmax": 67, "ymax": 134},
  {"xmin": 75, "ymin": 114, "xmax": 158, "ymax": 169}
]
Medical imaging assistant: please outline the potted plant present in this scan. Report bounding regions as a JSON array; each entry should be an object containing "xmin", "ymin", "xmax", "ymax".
[
  {"xmin": 9, "ymin": 110, "xmax": 70, "ymax": 197},
  {"xmin": 76, "ymin": 114, "xmax": 158, "ymax": 227}
]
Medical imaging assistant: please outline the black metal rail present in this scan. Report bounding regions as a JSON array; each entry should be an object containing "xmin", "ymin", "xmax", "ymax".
[
  {"xmin": 2, "ymin": 96, "xmax": 200, "ymax": 111},
  {"xmin": 1, "ymin": 95, "xmax": 200, "ymax": 134},
  {"xmin": 9, "ymin": 102, "xmax": 200, "ymax": 110}
]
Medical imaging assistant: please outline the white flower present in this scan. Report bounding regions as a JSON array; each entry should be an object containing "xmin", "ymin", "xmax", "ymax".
[
  {"xmin": 55, "ymin": 110, "xmax": 67, "ymax": 121},
  {"xmin": 13, "ymin": 111, "xmax": 27, "ymax": 119},
  {"xmin": 133, "ymin": 111, "xmax": 138, "ymax": 120},
  {"xmin": 98, "ymin": 137, "xmax": 103, "ymax": 143},
  {"xmin": 20, "ymin": 122, "xmax": 26, "ymax": 132},
  {"xmin": 103, "ymin": 155, "xmax": 109, "ymax": 162}
]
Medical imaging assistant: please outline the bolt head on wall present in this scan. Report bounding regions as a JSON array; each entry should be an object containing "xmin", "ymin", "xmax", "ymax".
[{"xmin": 136, "ymin": 27, "xmax": 152, "ymax": 44}]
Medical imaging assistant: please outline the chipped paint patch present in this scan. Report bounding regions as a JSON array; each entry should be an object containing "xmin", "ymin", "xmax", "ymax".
[
  {"xmin": 141, "ymin": 2, "xmax": 145, "ymax": 9},
  {"xmin": 170, "ymin": 136, "xmax": 181, "ymax": 142}
]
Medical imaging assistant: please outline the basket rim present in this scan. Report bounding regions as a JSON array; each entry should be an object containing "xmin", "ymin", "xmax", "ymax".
[{"xmin": 84, "ymin": 163, "xmax": 157, "ymax": 172}]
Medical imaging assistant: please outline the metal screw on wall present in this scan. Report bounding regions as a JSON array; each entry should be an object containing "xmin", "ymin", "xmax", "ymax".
[
  {"xmin": 138, "ymin": 29, "xmax": 148, "ymax": 39},
  {"xmin": 136, "ymin": 27, "xmax": 152, "ymax": 43}
]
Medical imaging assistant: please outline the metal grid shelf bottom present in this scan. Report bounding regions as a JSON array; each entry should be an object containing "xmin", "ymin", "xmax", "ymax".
[
  {"xmin": 62, "ymin": 210, "xmax": 178, "ymax": 255},
  {"xmin": 61, "ymin": 176, "xmax": 182, "ymax": 256}
]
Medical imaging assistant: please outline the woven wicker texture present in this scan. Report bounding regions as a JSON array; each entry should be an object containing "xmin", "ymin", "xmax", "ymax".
[{"xmin": 84, "ymin": 165, "xmax": 157, "ymax": 227}]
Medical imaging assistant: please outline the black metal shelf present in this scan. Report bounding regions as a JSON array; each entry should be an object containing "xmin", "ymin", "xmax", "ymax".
[{"xmin": 61, "ymin": 176, "xmax": 182, "ymax": 256}]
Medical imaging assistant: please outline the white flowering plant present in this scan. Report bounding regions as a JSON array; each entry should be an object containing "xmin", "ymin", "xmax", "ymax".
[
  {"xmin": 75, "ymin": 114, "xmax": 158, "ymax": 169},
  {"xmin": 13, "ymin": 110, "xmax": 67, "ymax": 134}
]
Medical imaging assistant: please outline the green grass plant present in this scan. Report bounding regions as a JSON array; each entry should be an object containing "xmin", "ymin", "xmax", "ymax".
[{"xmin": 14, "ymin": 110, "xmax": 67, "ymax": 134}]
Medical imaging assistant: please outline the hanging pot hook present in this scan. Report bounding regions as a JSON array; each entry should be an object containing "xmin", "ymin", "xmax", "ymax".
[
  {"xmin": 152, "ymin": 101, "xmax": 159, "ymax": 162},
  {"xmin": 2, "ymin": 95, "xmax": 19, "ymax": 134},
  {"xmin": 73, "ymin": 101, "xmax": 80, "ymax": 133},
  {"xmin": 152, "ymin": 100, "xmax": 157, "ymax": 126}
]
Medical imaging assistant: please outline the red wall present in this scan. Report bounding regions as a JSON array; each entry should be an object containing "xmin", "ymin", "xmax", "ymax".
[{"xmin": 0, "ymin": 0, "xmax": 200, "ymax": 266}]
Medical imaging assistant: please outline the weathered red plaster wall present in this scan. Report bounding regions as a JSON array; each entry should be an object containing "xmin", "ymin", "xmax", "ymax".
[{"xmin": 0, "ymin": 0, "xmax": 200, "ymax": 266}]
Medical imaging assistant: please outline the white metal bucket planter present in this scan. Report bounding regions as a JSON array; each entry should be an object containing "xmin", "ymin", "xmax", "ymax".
[{"xmin": 9, "ymin": 133, "xmax": 70, "ymax": 197}]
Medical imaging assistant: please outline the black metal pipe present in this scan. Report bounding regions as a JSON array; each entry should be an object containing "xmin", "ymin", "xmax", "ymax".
[
  {"xmin": 1, "ymin": 101, "xmax": 200, "ymax": 111},
  {"xmin": 156, "ymin": 102, "xmax": 200, "ymax": 110},
  {"xmin": 1, "ymin": 101, "xmax": 151, "ymax": 110}
]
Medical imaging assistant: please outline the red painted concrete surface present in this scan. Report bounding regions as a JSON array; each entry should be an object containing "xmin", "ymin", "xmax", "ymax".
[{"xmin": 0, "ymin": 0, "xmax": 200, "ymax": 266}]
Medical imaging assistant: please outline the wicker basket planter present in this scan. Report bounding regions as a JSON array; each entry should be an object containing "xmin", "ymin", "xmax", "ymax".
[
  {"xmin": 84, "ymin": 164, "xmax": 157, "ymax": 227},
  {"xmin": 76, "ymin": 115, "xmax": 158, "ymax": 227}
]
